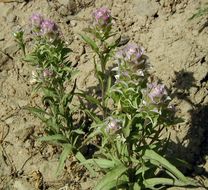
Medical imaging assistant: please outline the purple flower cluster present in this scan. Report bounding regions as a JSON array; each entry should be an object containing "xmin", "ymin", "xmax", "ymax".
[
  {"xmin": 106, "ymin": 119, "xmax": 121, "ymax": 133},
  {"xmin": 92, "ymin": 7, "xmax": 111, "ymax": 27},
  {"xmin": 30, "ymin": 13, "xmax": 60, "ymax": 39},
  {"xmin": 117, "ymin": 43, "xmax": 144, "ymax": 65},
  {"xmin": 148, "ymin": 82, "xmax": 168, "ymax": 104},
  {"xmin": 30, "ymin": 13, "xmax": 43, "ymax": 29},
  {"xmin": 43, "ymin": 68, "xmax": 54, "ymax": 78}
]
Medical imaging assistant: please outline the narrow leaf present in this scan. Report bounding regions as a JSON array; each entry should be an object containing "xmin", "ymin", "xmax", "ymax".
[
  {"xmin": 56, "ymin": 144, "xmax": 72, "ymax": 175},
  {"xmin": 38, "ymin": 134, "xmax": 68, "ymax": 142},
  {"xmin": 143, "ymin": 178, "xmax": 197, "ymax": 189},
  {"xmin": 26, "ymin": 107, "xmax": 48, "ymax": 122},
  {"xmin": 144, "ymin": 149, "xmax": 191, "ymax": 183},
  {"xmin": 95, "ymin": 164, "xmax": 127, "ymax": 190},
  {"xmin": 83, "ymin": 158, "xmax": 115, "ymax": 169},
  {"xmin": 75, "ymin": 151, "xmax": 96, "ymax": 177},
  {"xmin": 80, "ymin": 34, "xmax": 99, "ymax": 54},
  {"xmin": 76, "ymin": 92, "xmax": 102, "ymax": 110}
]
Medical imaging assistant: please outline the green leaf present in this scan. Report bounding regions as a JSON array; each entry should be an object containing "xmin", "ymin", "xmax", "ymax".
[
  {"xmin": 83, "ymin": 109, "xmax": 101, "ymax": 124},
  {"xmin": 135, "ymin": 164, "xmax": 150, "ymax": 175},
  {"xmin": 38, "ymin": 134, "xmax": 68, "ymax": 143},
  {"xmin": 101, "ymin": 179, "xmax": 128, "ymax": 190},
  {"xmin": 42, "ymin": 87, "xmax": 58, "ymax": 99},
  {"xmin": 26, "ymin": 107, "xmax": 48, "ymax": 122},
  {"xmin": 143, "ymin": 149, "xmax": 192, "ymax": 184},
  {"xmin": 188, "ymin": 6, "xmax": 208, "ymax": 20},
  {"xmin": 106, "ymin": 75, "xmax": 112, "ymax": 94},
  {"xmin": 83, "ymin": 158, "xmax": 116, "ymax": 169},
  {"xmin": 95, "ymin": 164, "xmax": 127, "ymax": 190},
  {"xmin": 46, "ymin": 117, "xmax": 60, "ymax": 133},
  {"xmin": 76, "ymin": 92, "xmax": 103, "ymax": 111},
  {"xmin": 75, "ymin": 151, "xmax": 96, "ymax": 177},
  {"xmin": 122, "ymin": 117, "xmax": 131, "ymax": 138},
  {"xmin": 23, "ymin": 54, "xmax": 38, "ymax": 64},
  {"xmin": 82, "ymin": 125, "xmax": 102, "ymax": 144},
  {"xmin": 80, "ymin": 34, "xmax": 99, "ymax": 55},
  {"xmin": 56, "ymin": 144, "xmax": 72, "ymax": 175},
  {"xmin": 71, "ymin": 129, "xmax": 85, "ymax": 135},
  {"xmin": 59, "ymin": 93, "xmax": 73, "ymax": 115},
  {"xmin": 143, "ymin": 178, "xmax": 197, "ymax": 189},
  {"xmin": 133, "ymin": 183, "xmax": 141, "ymax": 190}
]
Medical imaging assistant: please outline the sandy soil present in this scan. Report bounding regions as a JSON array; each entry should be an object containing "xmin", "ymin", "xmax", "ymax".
[{"xmin": 0, "ymin": 0, "xmax": 208, "ymax": 189}]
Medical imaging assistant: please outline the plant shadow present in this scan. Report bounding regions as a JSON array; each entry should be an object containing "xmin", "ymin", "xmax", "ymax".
[{"xmin": 165, "ymin": 69, "xmax": 208, "ymax": 181}]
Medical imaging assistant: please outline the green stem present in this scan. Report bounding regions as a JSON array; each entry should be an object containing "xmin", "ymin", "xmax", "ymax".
[
  {"xmin": 20, "ymin": 43, "xmax": 26, "ymax": 56},
  {"xmin": 100, "ymin": 56, "xmax": 107, "ymax": 118}
]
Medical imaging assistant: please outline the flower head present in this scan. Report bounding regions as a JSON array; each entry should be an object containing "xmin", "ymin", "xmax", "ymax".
[
  {"xmin": 117, "ymin": 43, "xmax": 144, "ymax": 64},
  {"xmin": 43, "ymin": 68, "xmax": 54, "ymax": 78},
  {"xmin": 106, "ymin": 119, "xmax": 121, "ymax": 133},
  {"xmin": 92, "ymin": 7, "xmax": 111, "ymax": 27},
  {"xmin": 30, "ymin": 13, "xmax": 43, "ymax": 29},
  {"xmin": 41, "ymin": 19, "xmax": 59, "ymax": 38},
  {"xmin": 148, "ymin": 82, "xmax": 168, "ymax": 104}
]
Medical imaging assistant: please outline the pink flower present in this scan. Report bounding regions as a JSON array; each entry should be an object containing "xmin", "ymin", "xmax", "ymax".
[
  {"xmin": 117, "ymin": 43, "xmax": 144, "ymax": 64},
  {"xmin": 41, "ymin": 19, "xmax": 59, "ymax": 36},
  {"xmin": 43, "ymin": 68, "xmax": 54, "ymax": 78},
  {"xmin": 30, "ymin": 13, "xmax": 43, "ymax": 29},
  {"xmin": 148, "ymin": 82, "xmax": 168, "ymax": 104},
  {"xmin": 92, "ymin": 7, "xmax": 111, "ymax": 27}
]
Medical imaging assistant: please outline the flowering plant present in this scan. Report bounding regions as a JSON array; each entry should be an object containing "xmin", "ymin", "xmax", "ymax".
[
  {"xmin": 13, "ymin": 8, "xmax": 200, "ymax": 189},
  {"xmin": 14, "ymin": 14, "xmax": 94, "ymax": 175},
  {"xmin": 79, "ymin": 7, "xmax": 121, "ymax": 120},
  {"xmin": 80, "ymin": 8, "xmax": 197, "ymax": 189}
]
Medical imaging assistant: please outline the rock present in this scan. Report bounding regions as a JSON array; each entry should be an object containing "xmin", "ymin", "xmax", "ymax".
[
  {"xmin": 0, "ymin": 32, "xmax": 4, "ymax": 40},
  {"xmin": 189, "ymin": 87, "xmax": 198, "ymax": 95},
  {"xmin": 118, "ymin": 35, "xmax": 130, "ymax": 47},
  {"xmin": 16, "ymin": 99, "xmax": 28, "ymax": 108},
  {"xmin": 15, "ymin": 126, "xmax": 34, "ymax": 142},
  {"xmin": 4, "ymin": 43, "xmax": 19, "ymax": 56},
  {"xmin": 179, "ymin": 100, "xmax": 193, "ymax": 120},
  {"xmin": 13, "ymin": 179, "xmax": 35, "ymax": 190},
  {"xmin": 5, "ymin": 116, "xmax": 15, "ymax": 125},
  {"xmin": 70, "ymin": 20, "xmax": 77, "ymax": 27},
  {"xmin": 58, "ymin": 5, "xmax": 68, "ymax": 16},
  {"xmin": 6, "ymin": 14, "xmax": 17, "ymax": 24},
  {"xmin": 193, "ymin": 64, "xmax": 208, "ymax": 85},
  {"xmin": 194, "ymin": 88, "xmax": 206, "ymax": 104},
  {"xmin": 34, "ymin": 159, "xmax": 59, "ymax": 179},
  {"xmin": 0, "ymin": 52, "xmax": 9, "ymax": 68},
  {"xmin": 203, "ymin": 95, "xmax": 208, "ymax": 104},
  {"xmin": 0, "ymin": 3, "xmax": 13, "ymax": 18},
  {"xmin": 0, "ymin": 152, "xmax": 11, "ymax": 176},
  {"xmin": 133, "ymin": 0, "xmax": 159, "ymax": 17}
]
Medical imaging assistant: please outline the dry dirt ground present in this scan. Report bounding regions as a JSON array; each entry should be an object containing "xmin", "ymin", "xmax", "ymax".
[{"xmin": 0, "ymin": 0, "xmax": 208, "ymax": 189}]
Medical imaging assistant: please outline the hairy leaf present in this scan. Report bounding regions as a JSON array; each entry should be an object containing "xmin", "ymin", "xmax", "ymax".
[
  {"xmin": 80, "ymin": 34, "xmax": 99, "ymax": 55},
  {"xmin": 95, "ymin": 164, "xmax": 127, "ymax": 190},
  {"xmin": 56, "ymin": 144, "xmax": 72, "ymax": 175}
]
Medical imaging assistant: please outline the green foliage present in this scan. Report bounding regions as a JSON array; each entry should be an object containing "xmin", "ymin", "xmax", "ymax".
[
  {"xmin": 79, "ymin": 23, "xmax": 120, "ymax": 119},
  {"xmin": 80, "ymin": 8, "xmax": 198, "ymax": 190},
  {"xmin": 13, "ymin": 30, "xmax": 26, "ymax": 55},
  {"xmin": 14, "ymin": 9, "xmax": 200, "ymax": 189},
  {"xmin": 189, "ymin": 3, "xmax": 208, "ymax": 20},
  {"xmin": 14, "ymin": 18, "xmax": 93, "ymax": 175}
]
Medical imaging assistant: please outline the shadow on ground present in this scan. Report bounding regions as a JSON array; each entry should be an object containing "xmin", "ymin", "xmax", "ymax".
[{"xmin": 166, "ymin": 69, "xmax": 208, "ymax": 182}]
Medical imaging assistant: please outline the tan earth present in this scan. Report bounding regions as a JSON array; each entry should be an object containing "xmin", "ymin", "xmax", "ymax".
[{"xmin": 0, "ymin": 0, "xmax": 208, "ymax": 189}]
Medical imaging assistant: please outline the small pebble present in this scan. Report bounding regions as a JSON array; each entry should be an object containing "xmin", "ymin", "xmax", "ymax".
[{"xmin": 70, "ymin": 20, "xmax": 77, "ymax": 27}]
